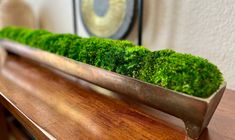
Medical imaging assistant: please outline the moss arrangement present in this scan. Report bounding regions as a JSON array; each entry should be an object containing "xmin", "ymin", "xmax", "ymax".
[{"xmin": 0, "ymin": 26, "xmax": 223, "ymax": 98}]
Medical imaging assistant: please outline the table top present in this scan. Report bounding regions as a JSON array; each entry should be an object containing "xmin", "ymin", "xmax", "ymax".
[{"xmin": 0, "ymin": 54, "xmax": 234, "ymax": 140}]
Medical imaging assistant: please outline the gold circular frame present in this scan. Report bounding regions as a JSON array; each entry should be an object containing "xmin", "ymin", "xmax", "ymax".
[{"xmin": 80, "ymin": 0, "xmax": 135, "ymax": 39}]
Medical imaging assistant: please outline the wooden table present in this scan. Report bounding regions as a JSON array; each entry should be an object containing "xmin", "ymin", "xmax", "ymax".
[{"xmin": 0, "ymin": 54, "xmax": 234, "ymax": 140}]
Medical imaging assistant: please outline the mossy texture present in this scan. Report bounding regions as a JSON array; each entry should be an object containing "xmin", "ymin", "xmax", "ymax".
[
  {"xmin": 138, "ymin": 50, "xmax": 222, "ymax": 97},
  {"xmin": 0, "ymin": 26, "xmax": 223, "ymax": 98}
]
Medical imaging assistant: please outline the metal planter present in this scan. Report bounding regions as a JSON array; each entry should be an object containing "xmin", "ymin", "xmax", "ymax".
[{"xmin": 0, "ymin": 40, "xmax": 226, "ymax": 139}]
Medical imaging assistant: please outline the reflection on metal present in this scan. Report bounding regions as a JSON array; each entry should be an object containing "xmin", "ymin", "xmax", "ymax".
[
  {"xmin": 0, "ymin": 47, "xmax": 7, "ymax": 68},
  {"xmin": 80, "ymin": 0, "xmax": 135, "ymax": 39},
  {"xmin": 0, "ymin": 40, "xmax": 226, "ymax": 139}
]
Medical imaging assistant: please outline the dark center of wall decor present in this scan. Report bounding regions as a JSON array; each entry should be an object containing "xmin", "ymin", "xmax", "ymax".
[{"xmin": 93, "ymin": 0, "xmax": 109, "ymax": 17}]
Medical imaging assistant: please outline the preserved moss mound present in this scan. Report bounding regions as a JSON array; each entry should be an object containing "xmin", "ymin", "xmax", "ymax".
[{"xmin": 0, "ymin": 26, "xmax": 223, "ymax": 98}]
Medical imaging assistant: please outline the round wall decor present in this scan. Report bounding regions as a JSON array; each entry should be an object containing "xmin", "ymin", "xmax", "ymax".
[{"xmin": 80, "ymin": 0, "xmax": 136, "ymax": 39}]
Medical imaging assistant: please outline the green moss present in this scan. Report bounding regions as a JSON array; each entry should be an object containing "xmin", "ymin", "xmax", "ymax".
[
  {"xmin": 24, "ymin": 30, "xmax": 52, "ymax": 47},
  {"xmin": 138, "ymin": 49, "xmax": 176, "ymax": 82},
  {"xmin": 0, "ymin": 26, "xmax": 224, "ymax": 98},
  {"xmin": 36, "ymin": 34, "xmax": 80, "ymax": 56},
  {"xmin": 68, "ymin": 37, "xmax": 136, "ymax": 71},
  {"xmin": 138, "ymin": 50, "xmax": 223, "ymax": 97},
  {"xmin": 0, "ymin": 26, "xmax": 25, "ymax": 41},
  {"xmin": 116, "ymin": 46, "xmax": 151, "ymax": 77}
]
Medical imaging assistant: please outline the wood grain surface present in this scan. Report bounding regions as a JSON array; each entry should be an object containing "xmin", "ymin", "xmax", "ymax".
[
  {"xmin": 0, "ymin": 105, "xmax": 9, "ymax": 140},
  {"xmin": 0, "ymin": 54, "xmax": 234, "ymax": 140}
]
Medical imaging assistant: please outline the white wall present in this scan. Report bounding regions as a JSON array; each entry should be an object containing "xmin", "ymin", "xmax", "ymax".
[
  {"xmin": 24, "ymin": 0, "xmax": 74, "ymax": 33},
  {"xmin": 25, "ymin": 0, "xmax": 235, "ymax": 90},
  {"xmin": 24, "ymin": 0, "xmax": 89, "ymax": 36}
]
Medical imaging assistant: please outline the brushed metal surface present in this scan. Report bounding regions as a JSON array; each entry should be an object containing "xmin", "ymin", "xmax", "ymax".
[{"xmin": 0, "ymin": 40, "xmax": 226, "ymax": 139}]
